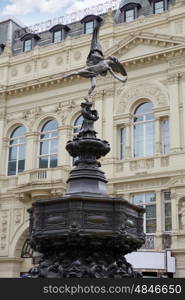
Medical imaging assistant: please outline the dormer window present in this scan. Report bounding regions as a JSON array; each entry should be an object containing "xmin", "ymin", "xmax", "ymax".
[
  {"xmin": 125, "ymin": 9, "xmax": 135, "ymax": 22},
  {"xmin": 84, "ymin": 21, "xmax": 94, "ymax": 34},
  {"xmin": 23, "ymin": 39, "xmax": 32, "ymax": 52},
  {"xmin": 81, "ymin": 15, "xmax": 102, "ymax": 35},
  {"xmin": 20, "ymin": 33, "xmax": 40, "ymax": 52},
  {"xmin": 151, "ymin": 0, "xmax": 168, "ymax": 14},
  {"xmin": 49, "ymin": 24, "xmax": 70, "ymax": 43},
  {"xmin": 154, "ymin": 0, "xmax": 165, "ymax": 13},
  {"xmin": 120, "ymin": 3, "xmax": 141, "ymax": 23},
  {"xmin": 53, "ymin": 30, "xmax": 62, "ymax": 43}
]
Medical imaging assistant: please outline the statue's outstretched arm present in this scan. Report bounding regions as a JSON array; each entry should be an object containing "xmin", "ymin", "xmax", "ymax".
[
  {"xmin": 62, "ymin": 71, "xmax": 80, "ymax": 79},
  {"xmin": 108, "ymin": 67, "xmax": 127, "ymax": 83},
  {"xmin": 62, "ymin": 68, "xmax": 96, "ymax": 80}
]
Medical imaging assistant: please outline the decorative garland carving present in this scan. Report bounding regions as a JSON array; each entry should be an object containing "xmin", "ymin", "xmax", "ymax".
[{"xmin": 116, "ymin": 82, "xmax": 169, "ymax": 114}]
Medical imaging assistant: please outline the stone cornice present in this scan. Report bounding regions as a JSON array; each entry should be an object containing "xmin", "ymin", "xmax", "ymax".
[
  {"xmin": 0, "ymin": 46, "xmax": 185, "ymax": 97},
  {"xmin": 122, "ymin": 45, "xmax": 185, "ymax": 68},
  {"xmin": 109, "ymin": 167, "xmax": 185, "ymax": 185}
]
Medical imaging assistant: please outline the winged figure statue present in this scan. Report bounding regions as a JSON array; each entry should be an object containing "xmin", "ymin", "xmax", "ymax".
[{"xmin": 62, "ymin": 20, "xmax": 127, "ymax": 101}]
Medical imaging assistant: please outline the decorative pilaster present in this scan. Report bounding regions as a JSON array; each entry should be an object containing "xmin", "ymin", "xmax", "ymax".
[
  {"xmin": 156, "ymin": 190, "xmax": 163, "ymax": 233},
  {"xmin": 58, "ymin": 125, "xmax": 73, "ymax": 167},
  {"xmin": 0, "ymin": 93, "xmax": 7, "ymax": 176},
  {"xmin": 155, "ymin": 117, "xmax": 161, "ymax": 155},
  {"xmin": 25, "ymin": 132, "xmax": 39, "ymax": 170},
  {"xmin": 171, "ymin": 189, "xmax": 179, "ymax": 249},
  {"xmin": 1, "ymin": 137, "xmax": 8, "ymax": 176},
  {"xmin": 102, "ymin": 89, "xmax": 114, "ymax": 159},
  {"xmin": 125, "ymin": 120, "xmax": 132, "ymax": 159},
  {"xmin": 155, "ymin": 190, "xmax": 163, "ymax": 249},
  {"xmin": 168, "ymin": 74, "xmax": 181, "ymax": 152},
  {"xmin": 171, "ymin": 189, "xmax": 179, "ymax": 233},
  {"xmin": 180, "ymin": 73, "xmax": 185, "ymax": 149},
  {"xmin": 93, "ymin": 91, "xmax": 104, "ymax": 140}
]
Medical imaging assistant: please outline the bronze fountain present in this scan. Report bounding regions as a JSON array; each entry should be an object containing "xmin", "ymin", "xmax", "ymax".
[{"xmin": 27, "ymin": 16, "xmax": 145, "ymax": 278}]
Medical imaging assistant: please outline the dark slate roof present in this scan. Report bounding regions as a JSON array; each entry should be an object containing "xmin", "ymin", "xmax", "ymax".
[
  {"xmin": 0, "ymin": 0, "xmax": 177, "ymax": 56},
  {"xmin": 114, "ymin": 0, "xmax": 175, "ymax": 23}
]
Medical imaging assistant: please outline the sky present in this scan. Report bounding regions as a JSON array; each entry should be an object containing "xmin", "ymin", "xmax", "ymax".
[{"xmin": 0, "ymin": 0, "xmax": 115, "ymax": 26}]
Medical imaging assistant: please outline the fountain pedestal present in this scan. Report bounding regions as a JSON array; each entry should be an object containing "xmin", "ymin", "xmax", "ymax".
[{"xmin": 28, "ymin": 102, "xmax": 145, "ymax": 278}]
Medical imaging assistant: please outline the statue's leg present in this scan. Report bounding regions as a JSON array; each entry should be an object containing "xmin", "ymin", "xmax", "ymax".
[{"xmin": 84, "ymin": 77, "xmax": 96, "ymax": 101}]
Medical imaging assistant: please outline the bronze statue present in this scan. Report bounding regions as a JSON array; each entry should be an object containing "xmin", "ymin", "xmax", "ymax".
[
  {"xmin": 28, "ymin": 16, "xmax": 145, "ymax": 280},
  {"xmin": 62, "ymin": 21, "xmax": 127, "ymax": 101}
]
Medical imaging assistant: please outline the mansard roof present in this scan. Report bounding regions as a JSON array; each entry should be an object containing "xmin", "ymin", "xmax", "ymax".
[
  {"xmin": 80, "ymin": 14, "xmax": 103, "ymax": 23},
  {"xmin": 119, "ymin": 0, "xmax": 143, "ymax": 10},
  {"xmin": 114, "ymin": 0, "xmax": 175, "ymax": 23},
  {"xmin": 49, "ymin": 24, "xmax": 70, "ymax": 32}
]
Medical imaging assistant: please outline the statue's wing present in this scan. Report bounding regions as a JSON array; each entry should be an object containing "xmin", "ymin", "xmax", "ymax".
[{"xmin": 108, "ymin": 57, "xmax": 127, "ymax": 76}]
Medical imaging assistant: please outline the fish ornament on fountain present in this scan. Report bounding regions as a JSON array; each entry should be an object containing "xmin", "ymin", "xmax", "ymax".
[{"xmin": 27, "ymin": 15, "xmax": 145, "ymax": 278}]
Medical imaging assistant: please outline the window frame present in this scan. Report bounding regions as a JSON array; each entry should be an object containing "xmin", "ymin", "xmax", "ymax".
[
  {"xmin": 161, "ymin": 118, "xmax": 170, "ymax": 154},
  {"xmin": 132, "ymin": 192, "xmax": 156, "ymax": 234},
  {"xmin": 153, "ymin": 0, "xmax": 167, "ymax": 14},
  {"xmin": 53, "ymin": 30, "xmax": 63, "ymax": 43},
  {"xmin": 7, "ymin": 126, "xmax": 26, "ymax": 176},
  {"xmin": 23, "ymin": 39, "xmax": 32, "ymax": 52},
  {"xmin": 124, "ymin": 8, "xmax": 135, "ymax": 22},
  {"xmin": 84, "ymin": 21, "xmax": 94, "ymax": 34},
  {"xmin": 120, "ymin": 3, "xmax": 141, "ymax": 23},
  {"xmin": 38, "ymin": 120, "xmax": 59, "ymax": 169},
  {"xmin": 132, "ymin": 102, "xmax": 155, "ymax": 158}
]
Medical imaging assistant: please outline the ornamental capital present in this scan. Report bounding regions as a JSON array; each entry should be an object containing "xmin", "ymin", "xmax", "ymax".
[{"xmin": 167, "ymin": 74, "xmax": 180, "ymax": 84}]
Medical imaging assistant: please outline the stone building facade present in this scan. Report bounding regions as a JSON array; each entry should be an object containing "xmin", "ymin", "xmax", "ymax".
[{"xmin": 0, "ymin": 0, "xmax": 185, "ymax": 277}]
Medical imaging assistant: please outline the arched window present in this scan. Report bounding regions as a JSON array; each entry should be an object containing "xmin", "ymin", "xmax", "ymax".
[
  {"xmin": 133, "ymin": 102, "xmax": 155, "ymax": 157},
  {"xmin": 39, "ymin": 120, "xmax": 58, "ymax": 168},
  {"xmin": 73, "ymin": 115, "xmax": 83, "ymax": 136},
  {"xmin": 7, "ymin": 126, "xmax": 26, "ymax": 176}
]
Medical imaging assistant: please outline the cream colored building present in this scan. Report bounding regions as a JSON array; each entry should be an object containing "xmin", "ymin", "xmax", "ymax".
[{"xmin": 1, "ymin": 0, "xmax": 185, "ymax": 277}]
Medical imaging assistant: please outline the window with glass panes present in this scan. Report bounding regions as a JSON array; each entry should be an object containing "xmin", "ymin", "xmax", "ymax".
[
  {"xmin": 39, "ymin": 120, "xmax": 58, "ymax": 168},
  {"xmin": 161, "ymin": 118, "xmax": 169, "ymax": 154},
  {"xmin": 7, "ymin": 126, "xmax": 26, "ymax": 176},
  {"xmin": 163, "ymin": 191, "xmax": 172, "ymax": 231},
  {"xmin": 154, "ymin": 0, "xmax": 165, "ymax": 14},
  {"xmin": 120, "ymin": 127, "xmax": 126, "ymax": 160},
  {"xmin": 132, "ymin": 193, "xmax": 156, "ymax": 233},
  {"xmin": 53, "ymin": 30, "xmax": 62, "ymax": 43},
  {"xmin": 84, "ymin": 21, "xmax": 94, "ymax": 34},
  {"xmin": 133, "ymin": 102, "xmax": 155, "ymax": 158},
  {"xmin": 125, "ymin": 9, "xmax": 135, "ymax": 22},
  {"xmin": 23, "ymin": 39, "xmax": 32, "ymax": 52}
]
